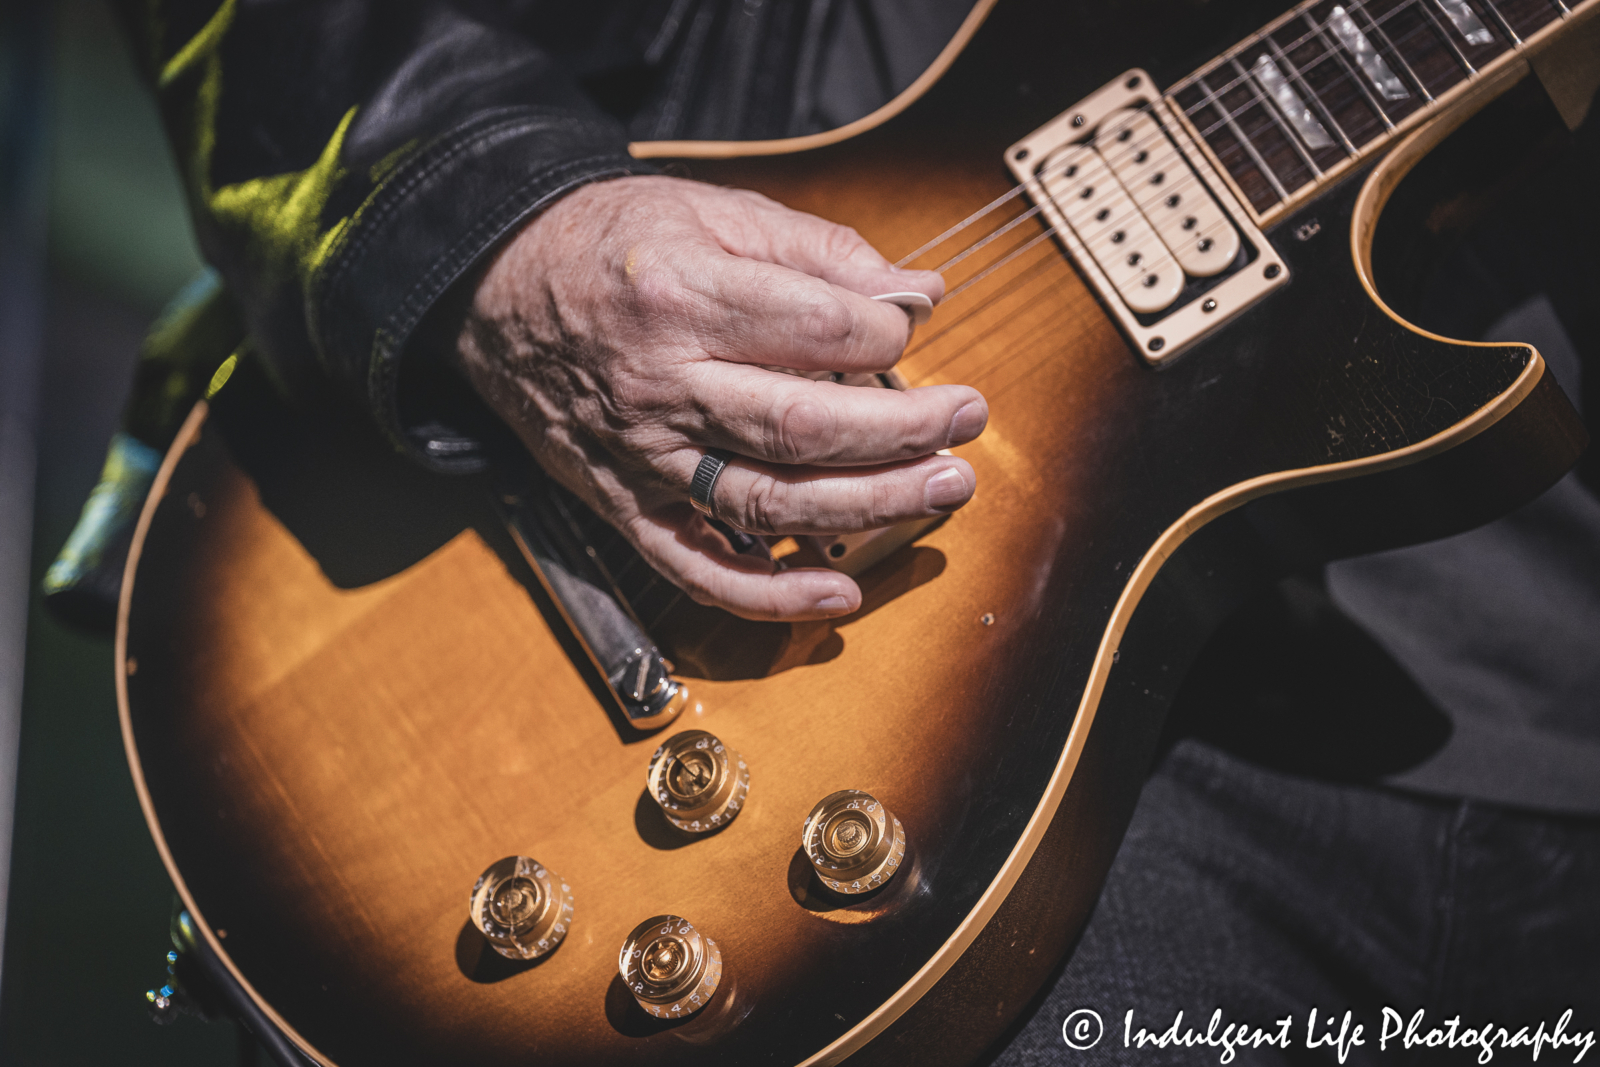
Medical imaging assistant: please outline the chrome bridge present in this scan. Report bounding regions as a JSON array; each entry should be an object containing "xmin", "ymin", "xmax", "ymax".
[{"xmin": 1007, "ymin": 69, "xmax": 1289, "ymax": 364}]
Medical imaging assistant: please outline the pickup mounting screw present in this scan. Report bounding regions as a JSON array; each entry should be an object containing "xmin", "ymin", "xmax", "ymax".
[
  {"xmin": 1072, "ymin": 114, "xmax": 1085, "ymax": 127},
  {"xmin": 1014, "ymin": 148, "xmax": 1029, "ymax": 162},
  {"xmin": 1202, "ymin": 299, "xmax": 1218, "ymax": 313},
  {"xmin": 1264, "ymin": 264, "xmax": 1282, "ymax": 279},
  {"xmin": 1148, "ymin": 337, "xmax": 1166, "ymax": 352},
  {"xmin": 1126, "ymin": 75, "xmax": 1142, "ymax": 89}
]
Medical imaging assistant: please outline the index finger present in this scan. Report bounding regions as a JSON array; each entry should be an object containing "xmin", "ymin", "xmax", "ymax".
[
  {"xmin": 684, "ymin": 253, "xmax": 918, "ymax": 374},
  {"xmin": 689, "ymin": 185, "xmax": 945, "ymax": 304}
]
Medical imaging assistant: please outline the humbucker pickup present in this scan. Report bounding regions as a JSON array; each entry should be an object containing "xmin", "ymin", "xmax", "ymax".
[{"xmin": 1007, "ymin": 69, "xmax": 1290, "ymax": 363}]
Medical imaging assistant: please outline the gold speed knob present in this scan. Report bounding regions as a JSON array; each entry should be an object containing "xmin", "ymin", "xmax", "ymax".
[
  {"xmin": 618, "ymin": 915, "xmax": 724, "ymax": 1018},
  {"xmin": 646, "ymin": 730, "xmax": 749, "ymax": 833},
  {"xmin": 802, "ymin": 790, "xmax": 906, "ymax": 895},
  {"xmin": 469, "ymin": 856, "xmax": 573, "ymax": 960}
]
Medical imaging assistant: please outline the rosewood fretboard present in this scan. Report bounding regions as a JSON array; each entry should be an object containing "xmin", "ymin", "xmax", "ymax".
[{"xmin": 1167, "ymin": 0, "xmax": 1577, "ymax": 219}]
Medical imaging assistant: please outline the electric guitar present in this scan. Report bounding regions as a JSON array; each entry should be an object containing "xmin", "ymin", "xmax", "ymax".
[{"xmin": 119, "ymin": 1, "xmax": 1593, "ymax": 1064}]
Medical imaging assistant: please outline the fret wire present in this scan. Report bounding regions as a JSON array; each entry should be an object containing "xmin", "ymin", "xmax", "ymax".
[
  {"xmin": 1170, "ymin": 0, "xmax": 1577, "ymax": 213},
  {"xmin": 1351, "ymin": 2, "xmax": 1435, "ymax": 101},
  {"xmin": 1264, "ymin": 33, "xmax": 1358, "ymax": 154},
  {"xmin": 1414, "ymin": 0, "xmax": 1479, "ymax": 74},
  {"xmin": 1229, "ymin": 55, "xmax": 1324, "ymax": 176},
  {"xmin": 1309, "ymin": 15, "xmax": 1398, "ymax": 130},
  {"xmin": 538, "ymin": 0, "xmax": 1577, "ymax": 629},
  {"xmin": 1178, "ymin": 0, "xmax": 1426, "ymax": 114},
  {"xmin": 1313, "ymin": 5, "xmax": 1448, "ymax": 101},
  {"xmin": 1194, "ymin": 7, "xmax": 1445, "ymax": 144},
  {"xmin": 1194, "ymin": 8, "xmax": 1465, "ymax": 178},
  {"xmin": 1198, "ymin": 0, "xmax": 1382, "ymax": 98},
  {"xmin": 1194, "ymin": 74, "xmax": 1292, "ymax": 201},
  {"xmin": 939, "ymin": 0, "xmax": 1548, "ymax": 275},
  {"xmin": 1313, "ymin": 0, "xmax": 1444, "ymax": 92},
  {"xmin": 1476, "ymin": 0, "xmax": 1522, "ymax": 44}
]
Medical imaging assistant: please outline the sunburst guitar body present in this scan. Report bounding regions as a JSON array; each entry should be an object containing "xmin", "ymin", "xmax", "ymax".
[{"xmin": 119, "ymin": 0, "xmax": 1592, "ymax": 1064}]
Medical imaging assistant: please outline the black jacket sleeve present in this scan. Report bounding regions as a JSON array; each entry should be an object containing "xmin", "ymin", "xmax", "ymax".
[{"xmin": 111, "ymin": 1, "xmax": 658, "ymax": 469}]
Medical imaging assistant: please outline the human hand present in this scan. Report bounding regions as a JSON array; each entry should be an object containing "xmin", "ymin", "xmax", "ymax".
[{"xmin": 455, "ymin": 175, "xmax": 987, "ymax": 621}]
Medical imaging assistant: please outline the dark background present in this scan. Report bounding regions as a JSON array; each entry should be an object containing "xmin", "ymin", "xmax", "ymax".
[{"xmin": 0, "ymin": 1, "xmax": 235, "ymax": 1062}]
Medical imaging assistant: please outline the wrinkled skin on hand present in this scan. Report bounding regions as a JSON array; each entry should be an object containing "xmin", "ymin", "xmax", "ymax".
[{"xmin": 456, "ymin": 175, "xmax": 988, "ymax": 621}]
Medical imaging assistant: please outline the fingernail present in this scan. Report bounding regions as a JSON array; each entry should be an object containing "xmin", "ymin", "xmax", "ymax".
[
  {"xmin": 814, "ymin": 594, "xmax": 853, "ymax": 615},
  {"xmin": 924, "ymin": 467, "xmax": 971, "ymax": 510},
  {"xmin": 948, "ymin": 400, "xmax": 987, "ymax": 444}
]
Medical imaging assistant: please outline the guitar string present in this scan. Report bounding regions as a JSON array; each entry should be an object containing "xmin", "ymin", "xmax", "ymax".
[
  {"xmin": 632, "ymin": 0, "xmax": 1519, "ymax": 625},
  {"xmin": 894, "ymin": 76, "xmax": 1320, "ymax": 275},
  {"xmin": 900, "ymin": 110, "xmax": 1230, "ymax": 278},
  {"xmin": 626, "ymin": 153, "xmax": 1216, "ymax": 618},
  {"xmin": 895, "ymin": 0, "xmax": 1415, "ymax": 272},
  {"xmin": 939, "ymin": 172, "xmax": 1233, "ymax": 306},
  {"xmin": 902, "ymin": 0, "xmax": 1482, "ymax": 297},
  {"xmin": 1181, "ymin": 0, "xmax": 1427, "ymax": 116},
  {"xmin": 930, "ymin": 139, "xmax": 1236, "ymax": 304},
  {"xmin": 892, "ymin": 93, "xmax": 1222, "ymax": 270},
  {"xmin": 934, "ymin": 162, "xmax": 1221, "ymax": 283},
  {"xmin": 1181, "ymin": 0, "xmax": 1480, "ymax": 123},
  {"xmin": 1189, "ymin": 17, "xmax": 1438, "ymax": 150},
  {"xmin": 890, "ymin": 2, "xmax": 1509, "ymax": 377}
]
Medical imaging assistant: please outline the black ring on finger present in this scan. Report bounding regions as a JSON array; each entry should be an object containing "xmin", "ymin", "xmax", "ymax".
[{"xmin": 689, "ymin": 448, "xmax": 733, "ymax": 517}]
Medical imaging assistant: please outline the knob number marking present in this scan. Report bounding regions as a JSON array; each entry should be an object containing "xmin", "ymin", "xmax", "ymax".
[
  {"xmin": 802, "ymin": 790, "xmax": 907, "ymax": 896},
  {"xmin": 647, "ymin": 730, "xmax": 749, "ymax": 834},
  {"xmin": 619, "ymin": 915, "xmax": 723, "ymax": 1017}
]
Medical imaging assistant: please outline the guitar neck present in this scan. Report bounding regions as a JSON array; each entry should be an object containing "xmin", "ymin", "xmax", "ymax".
[{"xmin": 1167, "ymin": 0, "xmax": 1586, "ymax": 223}]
